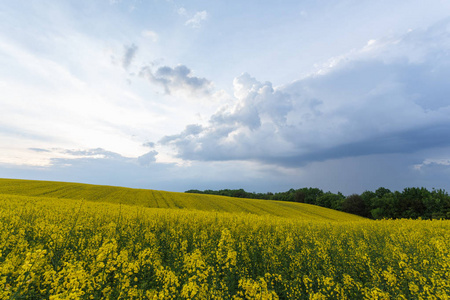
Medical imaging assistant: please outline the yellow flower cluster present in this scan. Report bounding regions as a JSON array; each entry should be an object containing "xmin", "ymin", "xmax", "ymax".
[{"xmin": 1, "ymin": 193, "xmax": 449, "ymax": 299}]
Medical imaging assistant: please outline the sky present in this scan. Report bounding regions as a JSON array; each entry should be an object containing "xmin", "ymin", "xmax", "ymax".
[{"xmin": 1, "ymin": 0, "xmax": 450, "ymax": 194}]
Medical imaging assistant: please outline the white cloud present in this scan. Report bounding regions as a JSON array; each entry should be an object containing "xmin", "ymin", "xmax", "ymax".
[
  {"xmin": 141, "ymin": 30, "xmax": 158, "ymax": 42},
  {"xmin": 122, "ymin": 43, "xmax": 138, "ymax": 69},
  {"xmin": 143, "ymin": 142, "xmax": 156, "ymax": 148},
  {"xmin": 174, "ymin": 7, "xmax": 208, "ymax": 28},
  {"xmin": 414, "ymin": 159, "xmax": 450, "ymax": 170},
  {"xmin": 177, "ymin": 7, "xmax": 187, "ymax": 16},
  {"xmin": 140, "ymin": 64, "xmax": 213, "ymax": 96},
  {"xmin": 185, "ymin": 11, "xmax": 208, "ymax": 28}
]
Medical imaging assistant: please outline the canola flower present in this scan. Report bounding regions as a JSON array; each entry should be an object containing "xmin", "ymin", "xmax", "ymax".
[
  {"xmin": 0, "ymin": 193, "xmax": 449, "ymax": 299},
  {"xmin": 0, "ymin": 179, "xmax": 364, "ymax": 222}
]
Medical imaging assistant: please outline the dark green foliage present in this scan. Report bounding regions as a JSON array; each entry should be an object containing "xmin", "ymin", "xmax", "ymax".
[
  {"xmin": 342, "ymin": 194, "xmax": 367, "ymax": 217},
  {"xmin": 375, "ymin": 187, "xmax": 391, "ymax": 199},
  {"xmin": 316, "ymin": 193, "xmax": 345, "ymax": 210},
  {"xmin": 186, "ymin": 186, "xmax": 450, "ymax": 220},
  {"xmin": 294, "ymin": 188, "xmax": 324, "ymax": 204},
  {"xmin": 370, "ymin": 192, "xmax": 399, "ymax": 219}
]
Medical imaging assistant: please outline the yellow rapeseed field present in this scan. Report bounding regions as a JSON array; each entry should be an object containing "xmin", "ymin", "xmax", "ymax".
[
  {"xmin": 0, "ymin": 179, "xmax": 449, "ymax": 299},
  {"xmin": 0, "ymin": 179, "xmax": 363, "ymax": 221}
]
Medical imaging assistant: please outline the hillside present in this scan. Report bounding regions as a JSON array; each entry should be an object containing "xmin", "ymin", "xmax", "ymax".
[
  {"xmin": 2, "ymin": 178, "xmax": 449, "ymax": 299},
  {"xmin": 0, "ymin": 178, "xmax": 364, "ymax": 221}
]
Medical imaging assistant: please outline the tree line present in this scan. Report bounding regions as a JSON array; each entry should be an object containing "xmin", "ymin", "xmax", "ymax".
[{"xmin": 185, "ymin": 187, "xmax": 450, "ymax": 220}]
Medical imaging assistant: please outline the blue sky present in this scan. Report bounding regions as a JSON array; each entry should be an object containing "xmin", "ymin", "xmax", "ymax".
[{"xmin": 1, "ymin": 0, "xmax": 450, "ymax": 194}]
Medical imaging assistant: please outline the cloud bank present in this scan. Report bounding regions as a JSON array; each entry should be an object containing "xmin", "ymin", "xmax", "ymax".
[{"xmin": 161, "ymin": 19, "xmax": 450, "ymax": 167}]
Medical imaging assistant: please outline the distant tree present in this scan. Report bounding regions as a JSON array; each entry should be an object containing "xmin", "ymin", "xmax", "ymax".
[
  {"xmin": 342, "ymin": 194, "xmax": 367, "ymax": 216},
  {"xmin": 185, "ymin": 186, "xmax": 450, "ymax": 220},
  {"xmin": 375, "ymin": 187, "xmax": 391, "ymax": 199},
  {"xmin": 361, "ymin": 190, "xmax": 376, "ymax": 211},
  {"xmin": 230, "ymin": 189, "xmax": 247, "ymax": 198},
  {"xmin": 371, "ymin": 192, "xmax": 398, "ymax": 219},
  {"xmin": 185, "ymin": 189, "xmax": 203, "ymax": 194},
  {"xmin": 277, "ymin": 189, "xmax": 295, "ymax": 202},
  {"xmin": 316, "ymin": 192, "xmax": 345, "ymax": 210},
  {"xmin": 370, "ymin": 207, "xmax": 385, "ymax": 220},
  {"xmin": 294, "ymin": 188, "xmax": 323, "ymax": 204},
  {"xmin": 427, "ymin": 189, "xmax": 450, "ymax": 219},
  {"xmin": 398, "ymin": 187, "xmax": 428, "ymax": 218},
  {"xmin": 294, "ymin": 190, "xmax": 306, "ymax": 203},
  {"xmin": 306, "ymin": 188, "xmax": 324, "ymax": 204}
]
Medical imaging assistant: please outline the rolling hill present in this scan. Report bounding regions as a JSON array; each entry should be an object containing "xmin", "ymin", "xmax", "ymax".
[{"xmin": 0, "ymin": 178, "xmax": 364, "ymax": 221}]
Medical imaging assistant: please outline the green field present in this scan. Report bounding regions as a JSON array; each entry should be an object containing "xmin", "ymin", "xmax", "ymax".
[{"xmin": 0, "ymin": 178, "xmax": 363, "ymax": 222}]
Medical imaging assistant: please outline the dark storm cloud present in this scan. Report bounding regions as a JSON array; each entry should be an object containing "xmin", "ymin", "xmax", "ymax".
[
  {"xmin": 260, "ymin": 124, "xmax": 450, "ymax": 167},
  {"xmin": 160, "ymin": 18, "xmax": 450, "ymax": 167}
]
